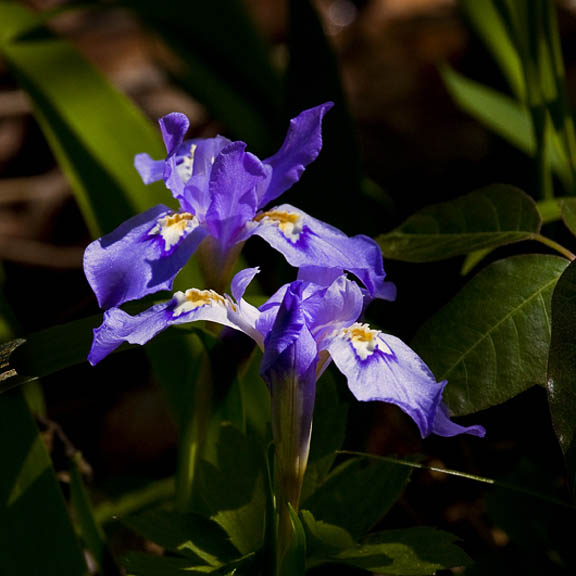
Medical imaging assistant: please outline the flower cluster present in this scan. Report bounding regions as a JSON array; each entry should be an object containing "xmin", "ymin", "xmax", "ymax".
[{"xmin": 85, "ymin": 103, "xmax": 484, "ymax": 511}]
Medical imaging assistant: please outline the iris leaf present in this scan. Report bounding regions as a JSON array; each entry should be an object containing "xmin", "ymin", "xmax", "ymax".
[
  {"xmin": 412, "ymin": 254, "xmax": 569, "ymax": 415},
  {"xmin": 377, "ymin": 184, "xmax": 541, "ymax": 262}
]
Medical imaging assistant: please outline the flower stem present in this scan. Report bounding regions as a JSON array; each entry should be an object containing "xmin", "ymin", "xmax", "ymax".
[{"xmin": 535, "ymin": 233, "xmax": 576, "ymax": 261}]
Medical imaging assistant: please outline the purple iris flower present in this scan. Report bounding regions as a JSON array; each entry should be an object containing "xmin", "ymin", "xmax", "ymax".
[
  {"xmin": 83, "ymin": 103, "xmax": 395, "ymax": 309},
  {"xmin": 88, "ymin": 268, "xmax": 485, "ymax": 443}
]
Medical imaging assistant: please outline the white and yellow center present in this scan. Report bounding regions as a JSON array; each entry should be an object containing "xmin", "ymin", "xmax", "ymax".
[
  {"xmin": 149, "ymin": 212, "xmax": 197, "ymax": 251},
  {"xmin": 172, "ymin": 288, "xmax": 225, "ymax": 317},
  {"xmin": 342, "ymin": 323, "xmax": 391, "ymax": 361},
  {"xmin": 255, "ymin": 210, "xmax": 304, "ymax": 242},
  {"xmin": 176, "ymin": 143, "xmax": 198, "ymax": 182}
]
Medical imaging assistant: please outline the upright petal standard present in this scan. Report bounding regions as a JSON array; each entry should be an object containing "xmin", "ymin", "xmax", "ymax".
[{"xmin": 84, "ymin": 103, "xmax": 396, "ymax": 308}]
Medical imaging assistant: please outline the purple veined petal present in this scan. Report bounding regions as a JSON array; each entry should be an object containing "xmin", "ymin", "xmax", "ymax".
[
  {"xmin": 432, "ymin": 400, "xmax": 486, "ymax": 438},
  {"xmin": 205, "ymin": 142, "xmax": 268, "ymax": 250},
  {"xmin": 327, "ymin": 324, "xmax": 445, "ymax": 438},
  {"xmin": 88, "ymin": 286, "xmax": 235, "ymax": 365},
  {"xmin": 134, "ymin": 153, "xmax": 164, "ymax": 184},
  {"xmin": 299, "ymin": 275, "xmax": 364, "ymax": 344},
  {"xmin": 225, "ymin": 267, "xmax": 264, "ymax": 348},
  {"xmin": 259, "ymin": 102, "xmax": 334, "ymax": 208},
  {"xmin": 83, "ymin": 205, "xmax": 208, "ymax": 309},
  {"xmin": 250, "ymin": 204, "xmax": 396, "ymax": 301},
  {"xmin": 159, "ymin": 112, "xmax": 190, "ymax": 156}
]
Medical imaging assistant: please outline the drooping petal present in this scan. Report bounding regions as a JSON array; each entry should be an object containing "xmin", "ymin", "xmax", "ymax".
[
  {"xmin": 205, "ymin": 142, "xmax": 268, "ymax": 250},
  {"xmin": 432, "ymin": 401, "xmax": 486, "ymax": 438},
  {"xmin": 134, "ymin": 153, "xmax": 164, "ymax": 184},
  {"xmin": 84, "ymin": 205, "xmax": 208, "ymax": 309},
  {"xmin": 251, "ymin": 204, "xmax": 396, "ymax": 301},
  {"xmin": 88, "ymin": 286, "xmax": 234, "ymax": 365},
  {"xmin": 327, "ymin": 324, "xmax": 445, "ymax": 438},
  {"xmin": 260, "ymin": 102, "xmax": 333, "ymax": 207}
]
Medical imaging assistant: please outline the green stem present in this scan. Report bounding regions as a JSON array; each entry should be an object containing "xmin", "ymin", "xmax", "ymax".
[{"xmin": 535, "ymin": 233, "xmax": 576, "ymax": 261}]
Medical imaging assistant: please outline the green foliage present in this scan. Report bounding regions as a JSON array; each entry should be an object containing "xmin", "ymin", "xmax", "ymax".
[
  {"xmin": 0, "ymin": 390, "xmax": 86, "ymax": 575},
  {"xmin": 278, "ymin": 505, "xmax": 307, "ymax": 576},
  {"xmin": 303, "ymin": 457, "xmax": 411, "ymax": 539},
  {"xmin": 547, "ymin": 259, "xmax": 576, "ymax": 494},
  {"xmin": 377, "ymin": 184, "xmax": 541, "ymax": 262},
  {"xmin": 413, "ymin": 254, "xmax": 569, "ymax": 415}
]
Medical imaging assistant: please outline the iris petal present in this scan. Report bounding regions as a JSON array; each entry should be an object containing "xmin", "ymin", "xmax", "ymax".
[{"xmin": 84, "ymin": 205, "xmax": 207, "ymax": 309}]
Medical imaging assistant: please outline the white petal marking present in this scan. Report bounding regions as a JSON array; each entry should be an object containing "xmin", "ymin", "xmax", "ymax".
[
  {"xmin": 172, "ymin": 288, "xmax": 225, "ymax": 317},
  {"xmin": 149, "ymin": 212, "xmax": 198, "ymax": 251},
  {"xmin": 255, "ymin": 209, "xmax": 304, "ymax": 243},
  {"xmin": 341, "ymin": 322, "xmax": 392, "ymax": 361}
]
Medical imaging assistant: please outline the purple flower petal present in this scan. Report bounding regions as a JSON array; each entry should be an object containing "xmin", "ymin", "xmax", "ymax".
[
  {"xmin": 134, "ymin": 153, "xmax": 164, "ymax": 184},
  {"xmin": 88, "ymin": 286, "xmax": 235, "ymax": 365},
  {"xmin": 260, "ymin": 102, "xmax": 333, "ymax": 207},
  {"xmin": 84, "ymin": 205, "xmax": 207, "ymax": 309},
  {"xmin": 159, "ymin": 112, "xmax": 189, "ymax": 156},
  {"xmin": 205, "ymin": 142, "xmax": 268, "ymax": 250},
  {"xmin": 327, "ymin": 325, "xmax": 445, "ymax": 437},
  {"xmin": 432, "ymin": 401, "xmax": 486, "ymax": 437},
  {"xmin": 251, "ymin": 204, "xmax": 396, "ymax": 301}
]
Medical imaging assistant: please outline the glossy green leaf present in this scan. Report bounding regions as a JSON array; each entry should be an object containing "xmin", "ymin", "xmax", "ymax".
[
  {"xmin": 412, "ymin": 254, "xmax": 569, "ymax": 416},
  {"xmin": 440, "ymin": 64, "xmax": 572, "ymax": 189},
  {"xmin": 334, "ymin": 527, "xmax": 471, "ymax": 575},
  {"xmin": 303, "ymin": 457, "xmax": 410, "ymax": 540},
  {"xmin": 0, "ymin": 389, "xmax": 86, "ymax": 575},
  {"xmin": 377, "ymin": 184, "xmax": 541, "ymax": 262},
  {"xmin": 547, "ymin": 259, "xmax": 576, "ymax": 493}
]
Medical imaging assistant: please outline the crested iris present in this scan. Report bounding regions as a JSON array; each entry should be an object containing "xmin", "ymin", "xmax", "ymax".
[{"xmin": 83, "ymin": 103, "xmax": 395, "ymax": 309}]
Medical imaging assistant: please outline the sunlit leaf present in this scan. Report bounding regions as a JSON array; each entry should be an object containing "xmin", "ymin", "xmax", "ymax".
[
  {"xmin": 377, "ymin": 184, "xmax": 541, "ymax": 262},
  {"xmin": 547, "ymin": 259, "xmax": 576, "ymax": 494},
  {"xmin": 413, "ymin": 254, "xmax": 569, "ymax": 416},
  {"xmin": 560, "ymin": 198, "xmax": 576, "ymax": 238}
]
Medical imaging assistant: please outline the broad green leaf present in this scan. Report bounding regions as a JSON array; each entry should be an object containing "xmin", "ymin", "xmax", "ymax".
[
  {"xmin": 0, "ymin": 1, "xmax": 167, "ymax": 237},
  {"xmin": 412, "ymin": 254, "xmax": 569, "ymax": 416},
  {"xmin": 126, "ymin": 0, "xmax": 281, "ymax": 156},
  {"xmin": 303, "ymin": 457, "xmax": 411, "ymax": 540},
  {"xmin": 335, "ymin": 527, "xmax": 471, "ymax": 575},
  {"xmin": 460, "ymin": 0, "xmax": 524, "ymax": 98},
  {"xmin": 125, "ymin": 509, "xmax": 238, "ymax": 566},
  {"xmin": 440, "ymin": 64, "xmax": 572, "ymax": 190},
  {"xmin": 561, "ymin": 198, "xmax": 576, "ymax": 238},
  {"xmin": 0, "ymin": 389, "xmax": 86, "ymax": 575},
  {"xmin": 377, "ymin": 184, "xmax": 541, "ymax": 262},
  {"xmin": 547, "ymin": 259, "xmax": 576, "ymax": 493},
  {"xmin": 195, "ymin": 425, "xmax": 266, "ymax": 555}
]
